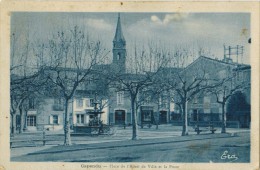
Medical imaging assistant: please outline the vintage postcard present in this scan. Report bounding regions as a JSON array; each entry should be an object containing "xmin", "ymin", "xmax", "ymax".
[{"xmin": 0, "ymin": 1, "xmax": 259, "ymax": 170}]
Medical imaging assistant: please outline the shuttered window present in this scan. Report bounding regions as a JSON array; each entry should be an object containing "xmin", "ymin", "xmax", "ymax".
[
  {"xmin": 49, "ymin": 115, "xmax": 60, "ymax": 125},
  {"xmin": 117, "ymin": 92, "xmax": 124, "ymax": 105},
  {"xmin": 76, "ymin": 114, "xmax": 84, "ymax": 124}
]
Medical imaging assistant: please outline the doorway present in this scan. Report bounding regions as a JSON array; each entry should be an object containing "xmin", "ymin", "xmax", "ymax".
[
  {"xmin": 159, "ymin": 111, "xmax": 167, "ymax": 124},
  {"xmin": 115, "ymin": 110, "xmax": 126, "ymax": 125}
]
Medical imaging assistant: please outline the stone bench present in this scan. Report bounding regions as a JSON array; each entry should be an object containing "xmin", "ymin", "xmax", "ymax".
[{"xmin": 193, "ymin": 125, "xmax": 217, "ymax": 135}]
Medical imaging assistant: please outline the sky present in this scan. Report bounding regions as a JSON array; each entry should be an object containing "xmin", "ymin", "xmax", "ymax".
[{"xmin": 11, "ymin": 12, "xmax": 251, "ymax": 65}]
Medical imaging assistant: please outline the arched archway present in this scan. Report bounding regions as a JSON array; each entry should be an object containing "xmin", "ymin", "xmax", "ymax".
[{"xmin": 227, "ymin": 91, "xmax": 250, "ymax": 128}]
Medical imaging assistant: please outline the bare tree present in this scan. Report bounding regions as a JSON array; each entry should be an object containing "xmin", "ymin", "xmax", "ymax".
[
  {"xmin": 209, "ymin": 66, "xmax": 250, "ymax": 133},
  {"xmin": 10, "ymin": 30, "xmax": 46, "ymax": 134},
  {"xmin": 165, "ymin": 49, "xmax": 219, "ymax": 136},
  {"xmin": 43, "ymin": 26, "xmax": 109, "ymax": 145},
  {"xmin": 11, "ymin": 71, "xmax": 45, "ymax": 133},
  {"xmin": 168, "ymin": 75, "xmax": 204, "ymax": 135},
  {"xmin": 145, "ymin": 70, "xmax": 171, "ymax": 129},
  {"xmin": 108, "ymin": 43, "xmax": 169, "ymax": 140},
  {"xmin": 133, "ymin": 85, "xmax": 161, "ymax": 129}
]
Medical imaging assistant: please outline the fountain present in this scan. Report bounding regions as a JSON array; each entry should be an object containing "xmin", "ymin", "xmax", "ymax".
[
  {"xmin": 86, "ymin": 92, "xmax": 104, "ymax": 127},
  {"xmin": 73, "ymin": 92, "xmax": 111, "ymax": 135}
]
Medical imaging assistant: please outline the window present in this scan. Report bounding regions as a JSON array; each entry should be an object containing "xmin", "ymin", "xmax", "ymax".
[
  {"xmin": 54, "ymin": 98, "xmax": 60, "ymax": 105},
  {"xmin": 117, "ymin": 92, "xmax": 124, "ymax": 105},
  {"xmin": 76, "ymin": 99, "xmax": 83, "ymax": 108},
  {"xmin": 193, "ymin": 109, "xmax": 198, "ymax": 121},
  {"xmin": 117, "ymin": 53, "xmax": 120, "ymax": 60},
  {"xmin": 85, "ymin": 99, "xmax": 95, "ymax": 107},
  {"xmin": 27, "ymin": 116, "xmax": 36, "ymax": 126},
  {"xmin": 52, "ymin": 115, "xmax": 58, "ymax": 124},
  {"xmin": 53, "ymin": 98, "xmax": 63, "ymax": 111},
  {"xmin": 29, "ymin": 98, "xmax": 35, "ymax": 109},
  {"xmin": 76, "ymin": 114, "xmax": 84, "ymax": 124},
  {"xmin": 143, "ymin": 111, "xmax": 152, "ymax": 121},
  {"xmin": 85, "ymin": 100, "xmax": 89, "ymax": 107},
  {"xmin": 49, "ymin": 115, "xmax": 59, "ymax": 125},
  {"xmin": 203, "ymin": 96, "xmax": 211, "ymax": 113},
  {"xmin": 159, "ymin": 94, "xmax": 167, "ymax": 108},
  {"xmin": 90, "ymin": 99, "xmax": 95, "ymax": 107}
]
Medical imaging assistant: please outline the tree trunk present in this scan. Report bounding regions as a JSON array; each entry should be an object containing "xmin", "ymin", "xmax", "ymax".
[
  {"xmin": 156, "ymin": 111, "xmax": 159, "ymax": 130},
  {"xmin": 181, "ymin": 102, "xmax": 186, "ymax": 136},
  {"xmin": 23, "ymin": 110, "xmax": 28, "ymax": 131},
  {"xmin": 64, "ymin": 98, "xmax": 72, "ymax": 145},
  {"xmin": 11, "ymin": 113, "xmax": 17, "ymax": 134},
  {"xmin": 221, "ymin": 103, "xmax": 226, "ymax": 133},
  {"xmin": 156, "ymin": 102, "xmax": 160, "ymax": 130},
  {"xmin": 11, "ymin": 114, "xmax": 13, "ymax": 134},
  {"xmin": 182, "ymin": 101, "xmax": 189, "ymax": 136},
  {"xmin": 131, "ymin": 96, "xmax": 138, "ymax": 140},
  {"xmin": 167, "ymin": 92, "xmax": 171, "ymax": 123},
  {"xmin": 19, "ymin": 107, "xmax": 23, "ymax": 133}
]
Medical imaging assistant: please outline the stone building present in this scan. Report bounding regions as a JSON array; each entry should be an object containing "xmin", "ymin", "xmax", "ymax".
[
  {"xmin": 33, "ymin": 97, "xmax": 66, "ymax": 131},
  {"xmin": 227, "ymin": 65, "xmax": 251, "ymax": 127},
  {"xmin": 172, "ymin": 56, "xmax": 251, "ymax": 128},
  {"xmin": 14, "ymin": 14, "xmax": 250, "ymax": 132}
]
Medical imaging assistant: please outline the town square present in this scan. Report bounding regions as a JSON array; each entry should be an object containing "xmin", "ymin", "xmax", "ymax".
[{"xmin": 8, "ymin": 11, "xmax": 252, "ymax": 164}]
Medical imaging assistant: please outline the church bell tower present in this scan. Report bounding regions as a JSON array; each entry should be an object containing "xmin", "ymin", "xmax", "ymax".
[{"xmin": 113, "ymin": 13, "xmax": 126, "ymax": 73}]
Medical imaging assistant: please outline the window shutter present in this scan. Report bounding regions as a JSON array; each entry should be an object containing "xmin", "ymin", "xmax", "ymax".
[
  {"xmin": 49, "ymin": 115, "xmax": 53, "ymax": 124},
  {"xmin": 86, "ymin": 99, "xmax": 89, "ymax": 107},
  {"xmin": 82, "ymin": 115, "xmax": 85, "ymax": 124},
  {"xmin": 58, "ymin": 115, "xmax": 61, "ymax": 124}
]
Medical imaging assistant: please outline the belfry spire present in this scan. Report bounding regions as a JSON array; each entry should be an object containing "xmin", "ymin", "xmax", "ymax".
[
  {"xmin": 112, "ymin": 13, "xmax": 126, "ymax": 73},
  {"xmin": 113, "ymin": 13, "xmax": 125, "ymax": 43}
]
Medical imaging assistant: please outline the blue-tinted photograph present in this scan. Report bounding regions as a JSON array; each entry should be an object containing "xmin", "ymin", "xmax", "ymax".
[{"xmin": 10, "ymin": 12, "xmax": 251, "ymax": 162}]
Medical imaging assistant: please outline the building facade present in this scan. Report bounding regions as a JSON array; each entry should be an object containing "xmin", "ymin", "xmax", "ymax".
[
  {"xmin": 15, "ymin": 14, "xmax": 250, "ymax": 132},
  {"xmin": 172, "ymin": 56, "xmax": 251, "ymax": 128}
]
